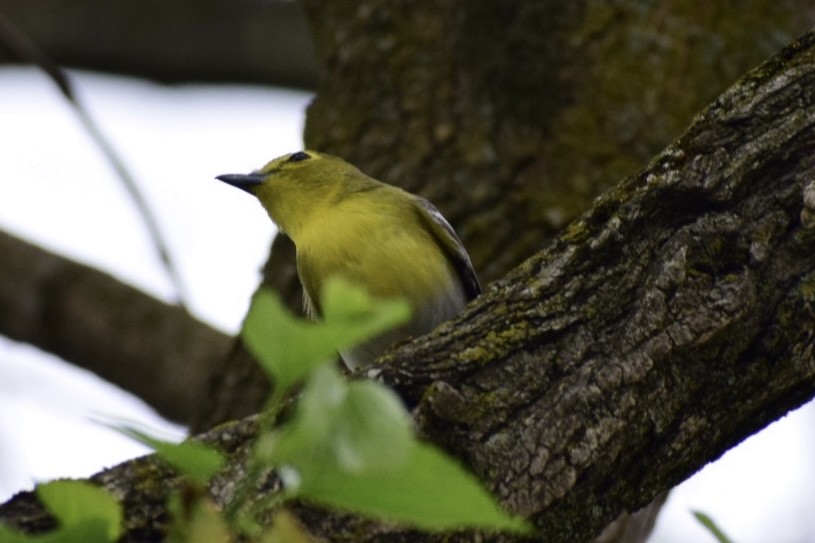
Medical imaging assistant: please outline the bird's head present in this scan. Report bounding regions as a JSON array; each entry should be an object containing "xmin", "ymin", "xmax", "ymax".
[{"xmin": 217, "ymin": 150, "xmax": 366, "ymax": 237}]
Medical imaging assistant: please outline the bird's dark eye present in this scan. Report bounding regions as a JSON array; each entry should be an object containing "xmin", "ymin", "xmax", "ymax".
[{"xmin": 288, "ymin": 151, "xmax": 311, "ymax": 163}]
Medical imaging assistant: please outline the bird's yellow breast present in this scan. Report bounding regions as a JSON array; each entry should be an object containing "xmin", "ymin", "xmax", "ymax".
[{"xmin": 294, "ymin": 194, "xmax": 458, "ymax": 311}]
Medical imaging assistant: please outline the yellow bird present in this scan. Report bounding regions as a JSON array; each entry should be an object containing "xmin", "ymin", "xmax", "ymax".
[{"xmin": 217, "ymin": 150, "xmax": 480, "ymax": 370}]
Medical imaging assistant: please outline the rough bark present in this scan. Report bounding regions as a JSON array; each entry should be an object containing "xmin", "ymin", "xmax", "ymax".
[
  {"xmin": 376, "ymin": 32, "xmax": 815, "ymax": 540},
  {"xmin": 0, "ymin": 229, "xmax": 231, "ymax": 423},
  {"xmin": 2, "ymin": 30, "xmax": 814, "ymax": 543},
  {"xmin": 0, "ymin": 0, "xmax": 320, "ymax": 88}
]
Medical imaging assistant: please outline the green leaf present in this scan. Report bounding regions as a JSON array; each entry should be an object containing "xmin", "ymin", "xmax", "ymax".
[
  {"xmin": 0, "ymin": 512, "xmax": 111, "ymax": 543},
  {"xmin": 116, "ymin": 427, "xmax": 225, "ymax": 485},
  {"xmin": 693, "ymin": 510, "xmax": 735, "ymax": 543},
  {"xmin": 241, "ymin": 277, "xmax": 526, "ymax": 533},
  {"xmin": 305, "ymin": 442, "xmax": 530, "ymax": 533},
  {"xmin": 242, "ymin": 278, "xmax": 410, "ymax": 392},
  {"xmin": 167, "ymin": 491, "xmax": 231, "ymax": 543},
  {"xmin": 320, "ymin": 278, "xmax": 411, "ymax": 354},
  {"xmin": 259, "ymin": 510, "xmax": 313, "ymax": 543},
  {"xmin": 46, "ymin": 520, "xmax": 113, "ymax": 543},
  {"xmin": 36, "ymin": 480, "xmax": 122, "ymax": 541},
  {"xmin": 262, "ymin": 365, "xmax": 530, "ymax": 534},
  {"xmin": 0, "ymin": 524, "xmax": 29, "ymax": 543},
  {"xmin": 262, "ymin": 365, "xmax": 413, "ymax": 473}
]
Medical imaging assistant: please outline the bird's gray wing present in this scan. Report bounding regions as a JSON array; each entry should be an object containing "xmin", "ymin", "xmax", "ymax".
[{"xmin": 413, "ymin": 197, "xmax": 481, "ymax": 300}]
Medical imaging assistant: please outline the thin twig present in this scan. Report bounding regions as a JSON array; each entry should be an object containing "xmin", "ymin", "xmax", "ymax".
[{"xmin": 0, "ymin": 10, "xmax": 190, "ymax": 310}]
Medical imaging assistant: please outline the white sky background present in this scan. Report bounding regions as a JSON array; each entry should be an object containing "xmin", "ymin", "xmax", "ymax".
[{"xmin": 0, "ymin": 66, "xmax": 813, "ymax": 543}]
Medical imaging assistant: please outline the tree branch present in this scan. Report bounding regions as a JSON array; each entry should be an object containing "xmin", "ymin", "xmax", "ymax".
[
  {"xmin": 0, "ymin": 0, "xmax": 320, "ymax": 89},
  {"xmin": 0, "ymin": 229, "xmax": 231, "ymax": 423},
  {"xmin": 2, "ymin": 28, "xmax": 813, "ymax": 543}
]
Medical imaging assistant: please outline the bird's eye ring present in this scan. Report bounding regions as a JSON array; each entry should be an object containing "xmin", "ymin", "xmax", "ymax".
[{"xmin": 288, "ymin": 151, "xmax": 311, "ymax": 163}]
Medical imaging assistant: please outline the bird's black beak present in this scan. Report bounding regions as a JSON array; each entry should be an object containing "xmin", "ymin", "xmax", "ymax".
[{"xmin": 216, "ymin": 173, "xmax": 265, "ymax": 194}]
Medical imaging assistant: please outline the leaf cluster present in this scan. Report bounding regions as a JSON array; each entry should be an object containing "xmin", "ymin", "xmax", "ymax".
[{"xmin": 1, "ymin": 278, "xmax": 529, "ymax": 542}]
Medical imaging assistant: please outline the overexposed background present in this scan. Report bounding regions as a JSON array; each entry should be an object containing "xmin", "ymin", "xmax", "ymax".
[{"xmin": 0, "ymin": 66, "xmax": 813, "ymax": 543}]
